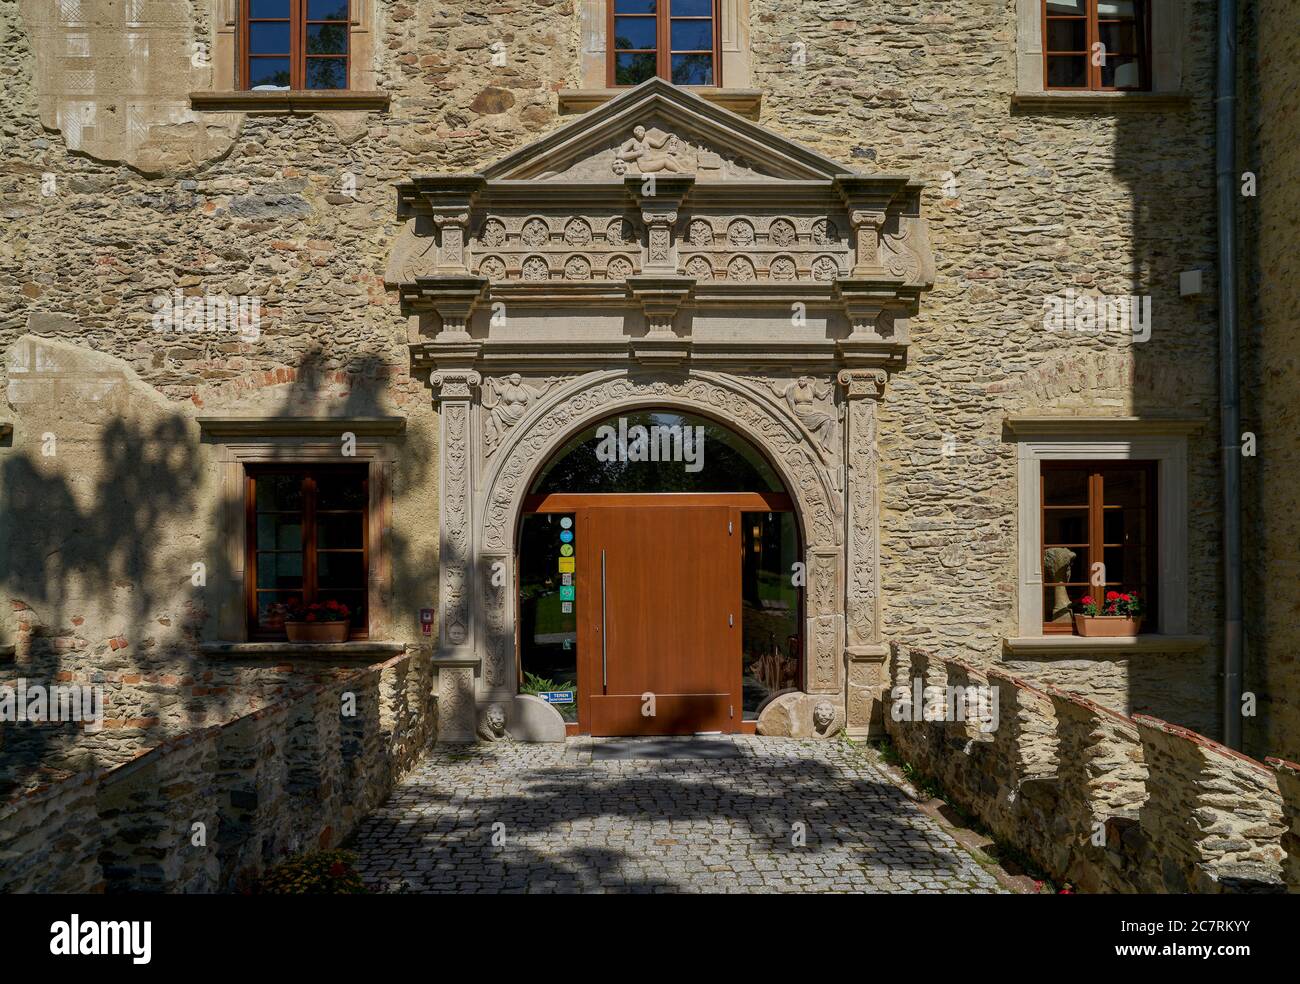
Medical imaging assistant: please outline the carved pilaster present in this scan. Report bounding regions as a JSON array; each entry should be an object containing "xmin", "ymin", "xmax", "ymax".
[
  {"xmin": 626, "ymin": 174, "xmax": 694, "ymax": 276},
  {"xmin": 436, "ymin": 663, "xmax": 478, "ymax": 743},
  {"xmin": 432, "ymin": 370, "xmax": 481, "ymax": 662},
  {"xmin": 839, "ymin": 368, "xmax": 888, "ymax": 734},
  {"xmin": 431, "ymin": 210, "xmax": 470, "ymax": 275}
]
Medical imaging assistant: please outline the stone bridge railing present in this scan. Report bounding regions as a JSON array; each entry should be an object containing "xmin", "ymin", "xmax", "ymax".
[
  {"xmin": 886, "ymin": 643, "xmax": 1300, "ymax": 894},
  {"xmin": 0, "ymin": 648, "xmax": 434, "ymax": 893}
]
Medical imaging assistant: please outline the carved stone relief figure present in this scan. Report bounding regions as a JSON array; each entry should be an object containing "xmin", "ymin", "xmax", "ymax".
[
  {"xmin": 777, "ymin": 376, "xmax": 840, "ymax": 455},
  {"xmin": 481, "ymin": 374, "xmax": 557, "ymax": 456},
  {"xmin": 613, "ymin": 125, "xmax": 685, "ymax": 174}
]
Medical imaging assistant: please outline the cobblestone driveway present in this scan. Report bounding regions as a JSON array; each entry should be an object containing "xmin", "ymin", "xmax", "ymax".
[{"xmin": 347, "ymin": 736, "xmax": 1003, "ymax": 894}]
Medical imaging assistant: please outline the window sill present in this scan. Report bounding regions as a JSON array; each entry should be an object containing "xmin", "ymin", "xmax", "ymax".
[
  {"xmin": 1011, "ymin": 91, "xmax": 1191, "ymax": 112},
  {"xmin": 189, "ymin": 90, "xmax": 391, "ymax": 114},
  {"xmin": 558, "ymin": 88, "xmax": 762, "ymax": 119},
  {"xmin": 200, "ymin": 641, "xmax": 406, "ymax": 658},
  {"xmin": 1003, "ymin": 634, "xmax": 1209, "ymax": 657}
]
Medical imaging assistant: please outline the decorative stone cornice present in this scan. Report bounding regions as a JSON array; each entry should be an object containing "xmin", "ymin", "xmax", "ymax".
[
  {"xmin": 1003, "ymin": 416, "xmax": 1208, "ymax": 438},
  {"xmin": 196, "ymin": 417, "xmax": 406, "ymax": 437}
]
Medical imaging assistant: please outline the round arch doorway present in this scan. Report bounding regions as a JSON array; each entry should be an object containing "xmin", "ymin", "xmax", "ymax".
[{"xmin": 516, "ymin": 409, "xmax": 805, "ymax": 736}]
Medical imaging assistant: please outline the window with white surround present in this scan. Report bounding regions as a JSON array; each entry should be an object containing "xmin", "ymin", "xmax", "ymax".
[
  {"xmin": 1015, "ymin": 0, "xmax": 1185, "ymax": 100},
  {"xmin": 1006, "ymin": 417, "xmax": 1203, "ymax": 638}
]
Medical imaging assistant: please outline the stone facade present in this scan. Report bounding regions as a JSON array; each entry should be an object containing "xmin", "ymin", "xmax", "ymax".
[
  {"xmin": 0, "ymin": 0, "xmax": 1285, "ymax": 771},
  {"xmin": 1241, "ymin": 1, "xmax": 1300, "ymax": 764}
]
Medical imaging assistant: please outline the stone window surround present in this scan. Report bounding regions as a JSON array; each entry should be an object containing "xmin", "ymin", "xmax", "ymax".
[
  {"xmin": 570, "ymin": 0, "xmax": 758, "ymax": 118},
  {"xmin": 1006, "ymin": 416, "xmax": 1204, "ymax": 640},
  {"xmin": 197, "ymin": 417, "xmax": 404, "ymax": 646},
  {"xmin": 1013, "ymin": 0, "xmax": 1189, "ymax": 110},
  {"xmin": 195, "ymin": 0, "xmax": 387, "ymax": 112}
]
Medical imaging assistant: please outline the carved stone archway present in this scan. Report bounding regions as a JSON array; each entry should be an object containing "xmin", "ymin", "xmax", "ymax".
[{"xmin": 388, "ymin": 79, "xmax": 933, "ymax": 741}]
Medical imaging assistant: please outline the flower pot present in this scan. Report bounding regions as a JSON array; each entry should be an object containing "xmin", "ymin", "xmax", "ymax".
[
  {"xmin": 1072, "ymin": 614, "xmax": 1143, "ymax": 638},
  {"xmin": 284, "ymin": 621, "xmax": 350, "ymax": 643}
]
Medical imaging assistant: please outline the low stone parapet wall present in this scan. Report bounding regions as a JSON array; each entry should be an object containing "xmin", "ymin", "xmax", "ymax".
[
  {"xmin": 0, "ymin": 648, "xmax": 434, "ymax": 893},
  {"xmin": 885, "ymin": 643, "xmax": 1296, "ymax": 893}
]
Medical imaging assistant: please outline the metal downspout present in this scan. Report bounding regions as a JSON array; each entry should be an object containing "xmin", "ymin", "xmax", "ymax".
[{"xmin": 1216, "ymin": 0, "xmax": 1243, "ymax": 749}]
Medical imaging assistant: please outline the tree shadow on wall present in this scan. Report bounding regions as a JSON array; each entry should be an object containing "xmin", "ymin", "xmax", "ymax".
[{"xmin": 0, "ymin": 345, "xmax": 437, "ymax": 795}]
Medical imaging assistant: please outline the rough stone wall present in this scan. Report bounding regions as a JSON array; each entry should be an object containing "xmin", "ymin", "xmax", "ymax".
[
  {"xmin": 0, "ymin": 0, "xmax": 1226, "ymax": 757},
  {"xmin": 886, "ymin": 644, "xmax": 1293, "ymax": 893},
  {"xmin": 0, "ymin": 647, "xmax": 434, "ymax": 893},
  {"xmin": 1240, "ymin": 0, "xmax": 1300, "ymax": 763}
]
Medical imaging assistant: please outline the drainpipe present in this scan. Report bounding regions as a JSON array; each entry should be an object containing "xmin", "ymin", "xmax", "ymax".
[{"xmin": 1216, "ymin": 0, "xmax": 1243, "ymax": 749}]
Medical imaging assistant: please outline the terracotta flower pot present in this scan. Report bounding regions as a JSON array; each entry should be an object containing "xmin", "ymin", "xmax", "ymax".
[
  {"xmin": 1072, "ymin": 614, "xmax": 1143, "ymax": 638},
  {"xmin": 284, "ymin": 621, "xmax": 350, "ymax": 643}
]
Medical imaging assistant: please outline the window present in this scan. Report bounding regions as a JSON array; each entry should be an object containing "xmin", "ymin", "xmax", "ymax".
[
  {"xmin": 1040, "ymin": 462, "xmax": 1157, "ymax": 632},
  {"xmin": 1043, "ymin": 0, "xmax": 1149, "ymax": 90},
  {"xmin": 241, "ymin": 0, "xmax": 350, "ymax": 91},
  {"xmin": 608, "ymin": 0, "xmax": 720, "ymax": 87},
  {"xmin": 247, "ymin": 465, "xmax": 368, "ymax": 637}
]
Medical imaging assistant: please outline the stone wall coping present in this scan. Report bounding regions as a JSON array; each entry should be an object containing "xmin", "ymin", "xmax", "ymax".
[
  {"xmin": 199, "ymin": 641, "xmax": 407, "ymax": 658},
  {"xmin": 557, "ymin": 87, "xmax": 763, "ymax": 118},
  {"xmin": 1010, "ymin": 91, "xmax": 1192, "ymax": 112},
  {"xmin": 984, "ymin": 665, "xmax": 1054, "ymax": 699},
  {"xmin": 1267, "ymin": 757, "xmax": 1300, "ymax": 777},
  {"xmin": 1002, "ymin": 634, "xmax": 1210, "ymax": 657},
  {"xmin": 2, "ymin": 649, "xmax": 418, "ymax": 814},
  {"xmin": 190, "ymin": 90, "xmax": 391, "ymax": 113},
  {"xmin": 0, "ymin": 766, "xmax": 102, "ymax": 819},
  {"xmin": 1041, "ymin": 684, "xmax": 1142, "ymax": 729},
  {"xmin": 196, "ymin": 417, "xmax": 406, "ymax": 438},
  {"xmin": 1134, "ymin": 714, "xmax": 1276, "ymax": 777}
]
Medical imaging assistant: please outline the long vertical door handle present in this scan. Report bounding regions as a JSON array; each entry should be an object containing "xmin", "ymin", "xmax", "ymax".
[{"xmin": 601, "ymin": 549, "xmax": 608, "ymax": 691}]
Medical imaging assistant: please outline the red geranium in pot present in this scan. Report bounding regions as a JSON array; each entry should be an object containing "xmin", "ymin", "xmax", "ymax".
[
  {"xmin": 1073, "ymin": 590, "xmax": 1144, "ymax": 637},
  {"xmin": 283, "ymin": 598, "xmax": 351, "ymax": 643}
]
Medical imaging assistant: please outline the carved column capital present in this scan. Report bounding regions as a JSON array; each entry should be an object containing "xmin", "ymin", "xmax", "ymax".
[
  {"xmin": 838, "ymin": 368, "xmax": 888, "ymax": 401},
  {"xmin": 431, "ymin": 369, "xmax": 481, "ymax": 401}
]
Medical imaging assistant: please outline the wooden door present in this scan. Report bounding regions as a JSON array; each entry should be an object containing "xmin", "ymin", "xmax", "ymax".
[{"xmin": 579, "ymin": 502, "xmax": 740, "ymax": 735}]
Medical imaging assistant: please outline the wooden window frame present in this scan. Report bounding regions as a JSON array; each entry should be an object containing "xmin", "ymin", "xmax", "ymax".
[
  {"xmin": 1042, "ymin": 0, "xmax": 1151, "ymax": 92},
  {"xmin": 606, "ymin": 0, "xmax": 723, "ymax": 88},
  {"xmin": 1039, "ymin": 460, "xmax": 1158, "ymax": 633},
  {"xmin": 245, "ymin": 463, "xmax": 370, "ymax": 640},
  {"xmin": 239, "ymin": 0, "xmax": 351, "ymax": 92}
]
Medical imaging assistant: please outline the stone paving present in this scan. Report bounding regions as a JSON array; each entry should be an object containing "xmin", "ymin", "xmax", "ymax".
[{"xmin": 347, "ymin": 736, "xmax": 1005, "ymax": 894}]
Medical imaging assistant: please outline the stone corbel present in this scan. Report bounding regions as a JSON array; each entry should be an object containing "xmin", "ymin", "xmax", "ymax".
[
  {"xmin": 403, "ymin": 275, "xmax": 488, "ymax": 346},
  {"xmin": 401, "ymin": 174, "xmax": 487, "ymax": 278},
  {"xmin": 625, "ymin": 174, "xmax": 694, "ymax": 276},
  {"xmin": 626, "ymin": 275, "xmax": 694, "ymax": 364},
  {"xmin": 833, "ymin": 279, "xmax": 919, "ymax": 368}
]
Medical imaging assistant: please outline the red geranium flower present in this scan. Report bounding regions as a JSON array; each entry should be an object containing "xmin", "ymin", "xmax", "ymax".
[{"xmin": 1105, "ymin": 591, "xmax": 1120, "ymax": 601}]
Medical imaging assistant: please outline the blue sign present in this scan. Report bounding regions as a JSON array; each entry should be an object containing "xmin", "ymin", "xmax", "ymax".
[
  {"xmin": 560, "ymin": 530, "xmax": 574, "ymax": 543},
  {"xmin": 539, "ymin": 691, "xmax": 575, "ymax": 705},
  {"xmin": 560, "ymin": 585, "xmax": 575, "ymax": 601}
]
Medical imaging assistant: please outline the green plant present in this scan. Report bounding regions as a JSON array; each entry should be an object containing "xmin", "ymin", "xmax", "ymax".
[
  {"xmin": 520, "ymin": 671, "xmax": 576, "ymax": 696},
  {"xmin": 257, "ymin": 850, "xmax": 368, "ymax": 894}
]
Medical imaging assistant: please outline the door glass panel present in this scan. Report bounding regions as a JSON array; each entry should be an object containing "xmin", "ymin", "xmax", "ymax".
[
  {"xmin": 741, "ymin": 511, "xmax": 801, "ymax": 718},
  {"xmin": 518, "ymin": 513, "xmax": 578, "ymax": 722},
  {"xmin": 530, "ymin": 410, "xmax": 783, "ymax": 494}
]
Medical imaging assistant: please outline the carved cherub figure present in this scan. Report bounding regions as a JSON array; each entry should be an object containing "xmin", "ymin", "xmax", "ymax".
[{"xmin": 613, "ymin": 125, "xmax": 683, "ymax": 174}]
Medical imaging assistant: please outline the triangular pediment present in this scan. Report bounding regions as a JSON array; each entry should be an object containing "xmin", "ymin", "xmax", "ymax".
[{"xmin": 483, "ymin": 78, "xmax": 854, "ymax": 184}]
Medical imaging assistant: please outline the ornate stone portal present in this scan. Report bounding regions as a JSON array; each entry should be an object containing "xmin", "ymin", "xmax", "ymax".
[{"xmin": 387, "ymin": 79, "xmax": 934, "ymax": 741}]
